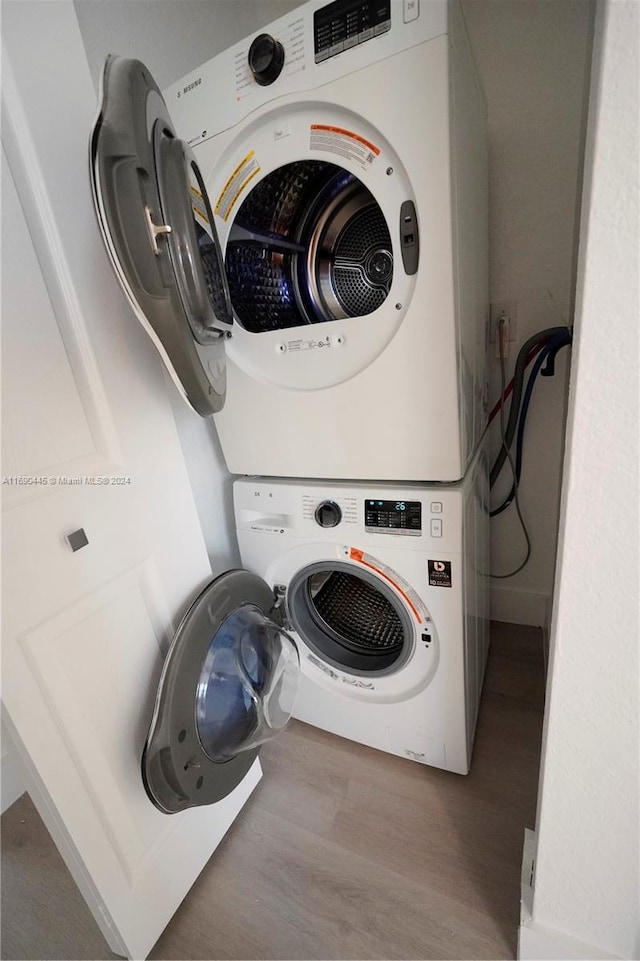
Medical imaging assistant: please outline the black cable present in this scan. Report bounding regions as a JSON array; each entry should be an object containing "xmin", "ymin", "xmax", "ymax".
[
  {"xmin": 490, "ymin": 322, "xmax": 532, "ymax": 578},
  {"xmin": 490, "ymin": 344, "xmax": 551, "ymax": 517},
  {"xmin": 489, "ymin": 326, "xmax": 572, "ymax": 489},
  {"xmin": 490, "ymin": 329, "xmax": 572, "ymax": 517}
]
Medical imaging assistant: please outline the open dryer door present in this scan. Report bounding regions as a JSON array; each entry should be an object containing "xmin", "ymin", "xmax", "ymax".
[
  {"xmin": 143, "ymin": 571, "xmax": 299, "ymax": 814},
  {"xmin": 90, "ymin": 56, "xmax": 233, "ymax": 415}
]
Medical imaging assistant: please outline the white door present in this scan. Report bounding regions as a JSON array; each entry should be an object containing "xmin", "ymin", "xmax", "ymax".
[{"xmin": 1, "ymin": 4, "xmax": 260, "ymax": 958}]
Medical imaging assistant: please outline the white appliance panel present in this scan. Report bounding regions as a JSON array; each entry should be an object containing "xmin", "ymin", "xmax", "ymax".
[
  {"xmin": 163, "ymin": 1, "xmax": 449, "ymax": 144},
  {"xmin": 166, "ymin": 0, "xmax": 488, "ymax": 482},
  {"xmin": 234, "ymin": 456, "xmax": 489, "ymax": 774}
]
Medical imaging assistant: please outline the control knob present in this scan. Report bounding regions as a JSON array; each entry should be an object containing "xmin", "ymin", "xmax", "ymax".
[
  {"xmin": 314, "ymin": 500, "xmax": 342, "ymax": 528},
  {"xmin": 248, "ymin": 33, "xmax": 285, "ymax": 86}
]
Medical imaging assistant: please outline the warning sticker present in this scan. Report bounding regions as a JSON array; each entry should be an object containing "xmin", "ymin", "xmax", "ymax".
[
  {"xmin": 428, "ymin": 560, "xmax": 452, "ymax": 588},
  {"xmin": 190, "ymin": 184, "xmax": 210, "ymax": 228},
  {"xmin": 214, "ymin": 150, "xmax": 260, "ymax": 221},
  {"xmin": 310, "ymin": 124, "xmax": 380, "ymax": 168},
  {"xmin": 349, "ymin": 546, "xmax": 425, "ymax": 623}
]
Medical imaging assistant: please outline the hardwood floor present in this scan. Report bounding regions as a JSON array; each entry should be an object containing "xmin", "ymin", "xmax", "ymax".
[{"xmin": 1, "ymin": 622, "xmax": 545, "ymax": 960}]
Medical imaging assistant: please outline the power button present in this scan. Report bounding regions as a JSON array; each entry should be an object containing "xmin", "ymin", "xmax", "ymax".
[{"xmin": 403, "ymin": 0, "xmax": 420, "ymax": 23}]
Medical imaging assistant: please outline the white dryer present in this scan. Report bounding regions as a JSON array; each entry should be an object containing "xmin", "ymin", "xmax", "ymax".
[
  {"xmin": 90, "ymin": 0, "xmax": 488, "ymax": 484},
  {"xmin": 234, "ymin": 449, "xmax": 490, "ymax": 774}
]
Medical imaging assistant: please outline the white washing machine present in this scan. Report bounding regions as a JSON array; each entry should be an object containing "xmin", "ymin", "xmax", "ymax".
[
  {"xmin": 90, "ymin": 0, "xmax": 488, "ymax": 484},
  {"xmin": 234, "ymin": 448, "xmax": 490, "ymax": 773}
]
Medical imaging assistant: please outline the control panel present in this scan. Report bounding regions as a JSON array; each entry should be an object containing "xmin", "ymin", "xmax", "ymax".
[
  {"xmin": 314, "ymin": 0, "xmax": 391, "ymax": 63},
  {"xmin": 166, "ymin": 0, "xmax": 444, "ymax": 148},
  {"xmin": 364, "ymin": 499, "xmax": 422, "ymax": 535},
  {"xmin": 233, "ymin": 481, "xmax": 465, "ymax": 549}
]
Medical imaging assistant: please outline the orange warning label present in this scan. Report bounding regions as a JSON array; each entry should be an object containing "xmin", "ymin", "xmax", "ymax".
[
  {"xmin": 310, "ymin": 124, "xmax": 380, "ymax": 168},
  {"xmin": 349, "ymin": 547, "xmax": 422, "ymax": 623}
]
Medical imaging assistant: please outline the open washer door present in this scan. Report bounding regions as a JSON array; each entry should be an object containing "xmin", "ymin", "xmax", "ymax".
[
  {"xmin": 90, "ymin": 56, "xmax": 233, "ymax": 415},
  {"xmin": 143, "ymin": 571, "xmax": 299, "ymax": 814}
]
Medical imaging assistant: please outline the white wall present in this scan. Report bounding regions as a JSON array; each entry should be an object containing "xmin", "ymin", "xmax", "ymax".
[
  {"xmin": 461, "ymin": 0, "xmax": 594, "ymax": 626},
  {"xmin": 74, "ymin": 0, "xmax": 304, "ymax": 90},
  {"xmin": 74, "ymin": 0, "xmax": 304, "ymax": 574},
  {"xmin": 519, "ymin": 2, "xmax": 639, "ymax": 957}
]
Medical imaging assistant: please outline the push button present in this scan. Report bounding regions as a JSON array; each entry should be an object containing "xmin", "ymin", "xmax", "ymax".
[
  {"xmin": 430, "ymin": 518, "xmax": 442, "ymax": 538},
  {"xmin": 403, "ymin": 0, "xmax": 420, "ymax": 23},
  {"xmin": 430, "ymin": 501, "xmax": 443, "ymax": 514}
]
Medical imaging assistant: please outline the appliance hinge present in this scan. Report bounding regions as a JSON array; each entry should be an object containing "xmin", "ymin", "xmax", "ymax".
[
  {"xmin": 273, "ymin": 584, "xmax": 292, "ymax": 630},
  {"xmin": 144, "ymin": 205, "xmax": 172, "ymax": 255}
]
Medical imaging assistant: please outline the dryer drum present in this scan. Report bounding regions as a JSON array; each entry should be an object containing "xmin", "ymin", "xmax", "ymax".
[
  {"xmin": 287, "ymin": 563, "xmax": 412, "ymax": 675},
  {"xmin": 225, "ymin": 161, "xmax": 393, "ymax": 332}
]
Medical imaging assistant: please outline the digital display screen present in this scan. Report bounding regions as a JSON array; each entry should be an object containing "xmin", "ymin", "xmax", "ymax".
[
  {"xmin": 314, "ymin": 0, "xmax": 391, "ymax": 62},
  {"xmin": 364, "ymin": 499, "xmax": 421, "ymax": 532}
]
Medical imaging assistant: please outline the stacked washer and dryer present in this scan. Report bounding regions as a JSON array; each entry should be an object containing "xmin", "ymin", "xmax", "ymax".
[{"xmin": 91, "ymin": 0, "xmax": 489, "ymax": 810}]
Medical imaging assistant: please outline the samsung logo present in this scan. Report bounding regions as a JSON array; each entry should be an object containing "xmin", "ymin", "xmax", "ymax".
[{"xmin": 177, "ymin": 78, "xmax": 202, "ymax": 98}]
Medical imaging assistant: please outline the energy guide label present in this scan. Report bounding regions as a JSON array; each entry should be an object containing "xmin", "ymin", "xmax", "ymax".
[
  {"xmin": 215, "ymin": 151, "xmax": 261, "ymax": 221},
  {"xmin": 310, "ymin": 124, "xmax": 380, "ymax": 167}
]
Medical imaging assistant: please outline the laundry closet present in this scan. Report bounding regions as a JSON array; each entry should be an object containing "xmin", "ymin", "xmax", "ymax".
[{"xmin": 1, "ymin": 1, "xmax": 611, "ymax": 959}]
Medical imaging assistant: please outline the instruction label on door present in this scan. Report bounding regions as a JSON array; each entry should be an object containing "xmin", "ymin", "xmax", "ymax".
[
  {"xmin": 310, "ymin": 124, "xmax": 380, "ymax": 168},
  {"xmin": 215, "ymin": 150, "xmax": 261, "ymax": 221},
  {"xmin": 284, "ymin": 336, "xmax": 331, "ymax": 352},
  {"xmin": 428, "ymin": 560, "xmax": 452, "ymax": 588}
]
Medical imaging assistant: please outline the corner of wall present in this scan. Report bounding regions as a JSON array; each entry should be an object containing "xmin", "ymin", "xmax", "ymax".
[{"xmin": 490, "ymin": 585, "xmax": 550, "ymax": 627}]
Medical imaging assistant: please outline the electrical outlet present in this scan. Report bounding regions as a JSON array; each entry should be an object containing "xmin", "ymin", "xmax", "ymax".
[{"xmin": 489, "ymin": 300, "xmax": 518, "ymax": 343}]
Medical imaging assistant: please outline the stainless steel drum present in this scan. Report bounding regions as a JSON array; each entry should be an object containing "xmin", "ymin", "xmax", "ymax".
[
  {"xmin": 225, "ymin": 161, "xmax": 393, "ymax": 332},
  {"xmin": 286, "ymin": 561, "xmax": 413, "ymax": 675}
]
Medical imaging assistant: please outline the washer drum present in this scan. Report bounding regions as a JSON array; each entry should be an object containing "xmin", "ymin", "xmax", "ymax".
[{"xmin": 287, "ymin": 562, "xmax": 413, "ymax": 675}]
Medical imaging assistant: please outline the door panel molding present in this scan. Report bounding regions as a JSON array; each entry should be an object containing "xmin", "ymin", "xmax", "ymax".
[
  {"xmin": 1, "ymin": 57, "xmax": 123, "ymax": 511},
  {"xmin": 20, "ymin": 559, "xmax": 179, "ymax": 884}
]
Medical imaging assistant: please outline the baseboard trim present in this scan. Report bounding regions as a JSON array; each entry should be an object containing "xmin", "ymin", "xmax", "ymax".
[
  {"xmin": 490, "ymin": 586, "xmax": 550, "ymax": 627},
  {"xmin": 542, "ymin": 593, "xmax": 553, "ymax": 680},
  {"xmin": 1, "ymin": 748, "xmax": 26, "ymax": 814},
  {"xmin": 518, "ymin": 919, "xmax": 621, "ymax": 960}
]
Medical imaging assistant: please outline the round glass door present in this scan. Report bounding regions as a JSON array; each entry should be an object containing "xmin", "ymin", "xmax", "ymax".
[
  {"xmin": 90, "ymin": 55, "xmax": 232, "ymax": 417},
  {"xmin": 142, "ymin": 571, "xmax": 299, "ymax": 814},
  {"xmin": 196, "ymin": 605, "xmax": 299, "ymax": 762}
]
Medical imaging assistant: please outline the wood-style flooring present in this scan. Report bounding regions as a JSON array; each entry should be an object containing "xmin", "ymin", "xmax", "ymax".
[{"xmin": 1, "ymin": 621, "xmax": 545, "ymax": 960}]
